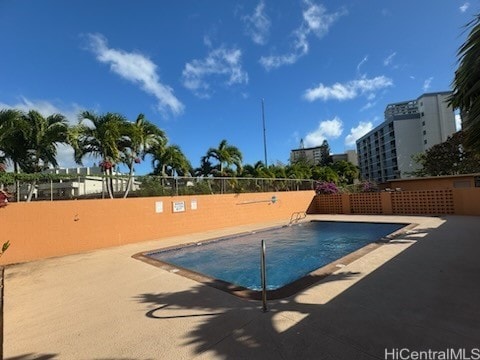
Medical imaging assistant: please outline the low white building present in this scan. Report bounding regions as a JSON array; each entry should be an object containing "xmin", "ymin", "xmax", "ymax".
[{"xmin": 35, "ymin": 166, "xmax": 139, "ymax": 199}]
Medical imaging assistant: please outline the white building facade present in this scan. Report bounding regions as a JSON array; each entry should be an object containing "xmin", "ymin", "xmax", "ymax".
[
  {"xmin": 35, "ymin": 166, "xmax": 138, "ymax": 199},
  {"xmin": 290, "ymin": 147, "xmax": 358, "ymax": 166},
  {"xmin": 356, "ymin": 92, "xmax": 457, "ymax": 183}
]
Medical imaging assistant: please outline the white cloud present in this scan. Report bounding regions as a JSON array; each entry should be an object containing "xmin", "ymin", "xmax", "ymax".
[
  {"xmin": 423, "ymin": 77, "xmax": 433, "ymax": 92},
  {"xmin": 259, "ymin": 53, "xmax": 299, "ymax": 70},
  {"xmin": 303, "ymin": 0, "xmax": 344, "ymax": 37},
  {"xmin": 360, "ymin": 102, "xmax": 376, "ymax": 111},
  {"xmin": 203, "ymin": 35, "xmax": 213, "ymax": 47},
  {"xmin": 356, "ymin": 55, "xmax": 368, "ymax": 73},
  {"xmin": 85, "ymin": 33, "xmax": 184, "ymax": 116},
  {"xmin": 360, "ymin": 92, "xmax": 377, "ymax": 111},
  {"xmin": 259, "ymin": 0, "xmax": 346, "ymax": 70},
  {"xmin": 0, "ymin": 97, "xmax": 84, "ymax": 169},
  {"xmin": 460, "ymin": 2, "xmax": 470, "ymax": 12},
  {"xmin": 304, "ymin": 75, "xmax": 393, "ymax": 102},
  {"xmin": 182, "ymin": 46, "xmax": 248, "ymax": 98},
  {"xmin": 304, "ymin": 117, "xmax": 343, "ymax": 147},
  {"xmin": 304, "ymin": 83, "xmax": 356, "ymax": 102},
  {"xmin": 0, "ymin": 97, "xmax": 81, "ymax": 123},
  {"xmin": 345, "ymin": 121, "xmax": 373, "ymax": 147},
  {"xmin": 383, "ymin": 51, "xmax": 396, "ymax": 66},
  {"xmin": 243, "ymin": 1, "xmax": 271, "ymax": 45}
]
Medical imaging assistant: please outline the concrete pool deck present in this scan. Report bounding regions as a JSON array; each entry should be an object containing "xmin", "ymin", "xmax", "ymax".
[{"xmin": 4, "ymin": 215, "xmax": 480, "ymax": 359}]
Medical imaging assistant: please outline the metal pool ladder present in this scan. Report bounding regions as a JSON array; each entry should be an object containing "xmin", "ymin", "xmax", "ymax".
[
  {"xmin": 261, "ymin": 240, "xmax": 268, "ymax": 312},
  {"xmin": 289, "ymin": 211, "xmax": 307, "ymax": 225}
]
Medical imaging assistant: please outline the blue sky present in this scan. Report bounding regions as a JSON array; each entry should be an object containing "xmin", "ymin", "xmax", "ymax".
[{"xmin": 0, "ymin": 0, "xmax": 475, "ymax": 175}]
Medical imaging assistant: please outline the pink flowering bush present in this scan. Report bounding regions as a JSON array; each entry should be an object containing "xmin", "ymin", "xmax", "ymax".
[
  {"xmin": 315, "ymin": 181, "xmax": 339, "ymax": 195},
  {"xmin": 0, "ymin": 189, "xmax": 10, "ymax": 208},
  {"xmin": 361, "ymin": 180, "xmax": 378, "ymax": 193}
]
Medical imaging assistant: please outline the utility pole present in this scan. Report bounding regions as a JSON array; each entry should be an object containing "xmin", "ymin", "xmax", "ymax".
[{"xmin": 262, "ymin": 98, "xmax": 268, "ymax": 166}]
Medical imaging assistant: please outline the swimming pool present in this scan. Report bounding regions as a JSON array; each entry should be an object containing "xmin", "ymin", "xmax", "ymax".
[{"xmin": 135, "ymin": 221, "xmax": 410, "ymax": 299}]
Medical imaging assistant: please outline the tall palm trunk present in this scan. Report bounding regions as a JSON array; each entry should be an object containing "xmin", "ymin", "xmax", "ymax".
[
  {"xmin": 26, "ymin": 158, "xmax": 39, "ymax": 202},
  {"xmin": 161, "ymin": 164, "xmax": 167, "ymax": 187},
  {"xmin": 123, "ymin": 160, "xmax": 135, "ymax": 198},
  {"xmin": 220, "ymin": 162, "xmax": 225, "ymax": 194},
  {"xmin": 26, "ymin": 180, "xmax": 37, "ymax": 202},
  {"xmin": 13, "ymin": 162, "xmax": 20, "ymax": 202},
  {"xmin": 104, "ymin": 168, "xmax": 114, "ymax": 199}
]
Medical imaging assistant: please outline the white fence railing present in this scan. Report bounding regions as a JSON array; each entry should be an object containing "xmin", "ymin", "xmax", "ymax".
[{"xmin": 2, "ymin": 175, "xmax": 315, "ymax": 201}]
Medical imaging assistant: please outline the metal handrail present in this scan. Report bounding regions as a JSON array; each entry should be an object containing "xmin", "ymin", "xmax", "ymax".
[
  {"xmin": 289, "ymin": 211, "xmax": 307, "ymax": 225},
  {"xmin": 261, "ymin": 240, "xmax": 267, "ymax": 312}
]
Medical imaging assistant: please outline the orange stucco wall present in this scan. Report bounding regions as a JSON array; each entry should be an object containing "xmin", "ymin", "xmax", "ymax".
[
  {"xmin": 0, "ymin": 191, "xmax": 315, "ymax": 265},
  {"xmin": 313, "ymin": 188, "xmax": 480, "ymax": 216}
]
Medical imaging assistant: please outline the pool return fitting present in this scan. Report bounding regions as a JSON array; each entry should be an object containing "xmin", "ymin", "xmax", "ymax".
[{"xmin": 261, "ymin": 240, "xmax": 268, "ymax": 312}]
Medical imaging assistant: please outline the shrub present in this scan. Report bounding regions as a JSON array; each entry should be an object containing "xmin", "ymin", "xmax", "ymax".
[
  {"xmin": 361, "ymin": 180, "xmax": 378, "ymax": 193},
  {"xmin": 315, "ymin": 181, "xmax": 339, "ymax": 195}
]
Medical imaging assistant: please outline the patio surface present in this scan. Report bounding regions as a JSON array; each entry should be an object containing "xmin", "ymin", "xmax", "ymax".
[{"xmin": 4, "ymin": 214, "xmax": 480, "ymax": 360}]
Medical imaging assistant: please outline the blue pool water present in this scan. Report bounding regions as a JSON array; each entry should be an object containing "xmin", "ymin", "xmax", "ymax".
[{"xmin": 147, "ymin": 221, "xmax": 405, "ymax": 291}]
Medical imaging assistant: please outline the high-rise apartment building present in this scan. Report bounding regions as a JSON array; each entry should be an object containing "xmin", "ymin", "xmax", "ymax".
[{"xmin": 356, "ymin": 92, "xmax": 456, "ymax": 183}]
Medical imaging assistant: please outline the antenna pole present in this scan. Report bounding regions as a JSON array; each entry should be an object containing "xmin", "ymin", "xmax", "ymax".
[{"xmin": 262, "ymin": 99, "xmax": 268, "ymax": 166}]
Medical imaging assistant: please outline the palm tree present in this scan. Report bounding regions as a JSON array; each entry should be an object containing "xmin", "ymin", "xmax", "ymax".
[
  {"xmin": 269, "ymin": 163, "xmax": 287, "ymax": 179},
  {"xmin": 1, "ymin": 109, "xmax": 29, "ymax": 197},
  {"xmin": 252, "ymin": 161, "xmax": 268, "ymax": 177},
  {"xmin": 21, "ymin": 110, "xmax": 69, "ymax": 170},
  {"xmin": 194, "ymin": 156, "xmax": 218, "ymax": 177},
  {"xmin": 0, "ymin": 109, "xmax": 28, "ymax": 175},
  {"xmin": 20, "ymin": 110, "xmax": 69, "ymax": 201},
  {"xmin": 331, "ymin": 160, "xmax": 359, "ymax": 185},
  {"xmin": 239, "ymin": 163, "xmax": 256, "ymax": 178},
  {"xmin": 240, "ymin": 161, "xmax": 277, "ymax": 191},
  {"xmin": 287, "ymin": 160, "xmax": 312, "ymax": 180},
  {"xmin": 205, "ymin": 139, "xmax": 243, "ymax": 176},
  {"xmin": 312, "ymin": 166, "xmax": 339, "ymax": 183},
  {"xmin": 71, "ymin": 111, "xmax": 128, "ymax": 198},
  {"xmin": 151, "ymin": 144, "xmax": 191, "ymax": 178},
  {"xmin": 122, "ymin": 114, "xmax": 166, "ymax": 198},
  {"xmin": 449, "ymin": 14, "xmax": 480, "ymax": 153}
]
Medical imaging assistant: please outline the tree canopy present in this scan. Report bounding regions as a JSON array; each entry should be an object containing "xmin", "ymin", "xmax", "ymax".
[
  {"xmin": 449, "ymin": 14, "xmax": 480, "ymax": 153},
  {"xmin": 205, "ymin": 139, "xmax": 243, "ymax": 176},
  {"xmin": 70, "ymin": 111, "xmax": 130, "ymax": 198},
  {"xmin": 319, "ymin": 140, "xmax": 333, "ymax": 166},
  {"xmin": 1, "ymin": 106, "xmax": 363, "ymax": 200},
  {"xmin": 411, "ymin": 131, "xmax": 480, "ymax": 176},
  {"xmin": 151, "ymin": 144, "xmax": 191, "ymax": 177}
]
